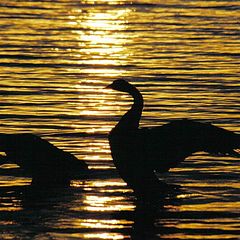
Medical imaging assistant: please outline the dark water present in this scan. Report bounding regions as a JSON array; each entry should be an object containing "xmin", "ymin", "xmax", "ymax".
[{"xmin": 0, "ymin": 0, "xmax": 239, "ymax": 239}]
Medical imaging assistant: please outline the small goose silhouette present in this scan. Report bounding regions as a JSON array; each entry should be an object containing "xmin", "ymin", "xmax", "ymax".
[
  {"xmin": 106, "ymin": 79, "xmax": 240, "ymax": 195},
  {"xmin": 0, "ymin": 133, "xmax": 88, "ymax": 186}
]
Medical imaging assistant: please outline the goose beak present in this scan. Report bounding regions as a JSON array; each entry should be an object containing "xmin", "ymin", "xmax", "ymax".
[{"xmin": 105, "ymin": 83, "xmax": 113, "ymax": 89}]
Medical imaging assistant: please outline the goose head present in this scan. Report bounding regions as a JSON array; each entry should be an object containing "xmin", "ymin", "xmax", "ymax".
[{"xmin": 106, "ymin": 79, "xmax": 135, "ymax": 94}]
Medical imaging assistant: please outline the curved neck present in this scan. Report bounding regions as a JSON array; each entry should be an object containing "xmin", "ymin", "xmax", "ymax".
[{"xmin": 115, "ymin": 86, "xmax": 143, "ymax": 131}]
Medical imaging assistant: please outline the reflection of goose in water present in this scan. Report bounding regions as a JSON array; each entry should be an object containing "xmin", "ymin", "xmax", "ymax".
[
  {"xmin": 106, "ymin": 79, "xmax": 240, "ymax": 195},
  {"xmin": 0, "ymin": 133, "xmax": 88, "ymax": 186}
]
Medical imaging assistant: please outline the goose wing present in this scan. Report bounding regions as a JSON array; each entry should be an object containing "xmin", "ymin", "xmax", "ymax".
[
  {"xmin": 0, "ymin": 133, "xmax": 88, "ymax": 172},
  {"xmin": 140, "ymin": 119, "xmax": 240, "ymax": 172}
]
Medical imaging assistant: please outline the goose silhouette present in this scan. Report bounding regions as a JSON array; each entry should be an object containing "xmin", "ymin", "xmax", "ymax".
[
  {"xmin": 106, "ymin": 79, "xmax": 240, "ymax": 195},
  {"xmin": 0, "ymin": 133, "xmax": 88, "ymax": 186}
]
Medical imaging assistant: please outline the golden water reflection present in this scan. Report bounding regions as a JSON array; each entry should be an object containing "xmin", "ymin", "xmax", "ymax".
[
  {"xmin": 64, "ymin": 6, "xmax": 134, "ymax": 142},
  {"xmin": 0, "ymin": 0, "xmax": 239, "ymax": 239},
  {"xmin": 68, "ymin": 7, "xmax": 132, "ymax": 77},
  {"xmin": 80, "ymin": 219, "xmax": 132, "ymax": 229},
  {"xmin": 83, "ymin": 194, "xmax": 133, "ymax": 212},
  {"xmin": 83, "ymin": 232, "xmax": 125, "ymax": 240}
]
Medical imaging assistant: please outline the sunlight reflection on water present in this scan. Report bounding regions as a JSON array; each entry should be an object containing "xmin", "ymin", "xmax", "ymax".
[{"xmin": 0, "ymin": 0, "xmax": 239, "ymax": 239}]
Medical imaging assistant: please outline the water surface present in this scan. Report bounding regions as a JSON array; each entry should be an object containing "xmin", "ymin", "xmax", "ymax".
[{"xmin": 0, "ymin": 0, "xmax": 239, "ymax": 239}]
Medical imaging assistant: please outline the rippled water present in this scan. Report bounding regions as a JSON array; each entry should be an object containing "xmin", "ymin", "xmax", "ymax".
[{"xmin": 0, "ymin": 0, "xmax": 239, "ymax": 239}]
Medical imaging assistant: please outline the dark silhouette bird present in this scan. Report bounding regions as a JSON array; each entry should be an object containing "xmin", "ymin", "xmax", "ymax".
[
  {"xmin": 0, "ymin": 133, "xmax": 88, "ymax": 186},
  {"xmin": 106, "ymin": 79, "xmax": 240, "ymax": 195}
]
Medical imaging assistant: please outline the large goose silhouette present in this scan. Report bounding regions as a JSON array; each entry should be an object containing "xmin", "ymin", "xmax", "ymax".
[
  {"xmin": 107, "ymin": 79, "xmax": 240, "ymax": 195},
  {"xmin": 0, "ymin": 133, "xmax": 88, "ymax": 186}
]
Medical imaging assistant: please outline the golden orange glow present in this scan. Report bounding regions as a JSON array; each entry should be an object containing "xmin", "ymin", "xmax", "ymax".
[
  {"xmin": 0, "ymin": 195, "xmax": 22, "ymax": 212},
  {"xmin": 82, "ymin": 194, "xmax": 134, "ymax": 212},
  {"xmin": 178, "ymin": 201, "xmax": 240, "ymax": 212},
  {"xmin": 79, "ymin": 219, "xmax": 132, "ymax": 229},
  {"xmin": 83, "ymin": 232, "xmax": 125, "ymax": 240},
  {"xmin": 0, "ymin": 177, "xmax": 31, "ymax": 187},
  {"xmin": 0, "ymin": 205, "xmax": 22, "ymax": 212},
  {"xmin": 50, "ymin": 232, "xmax": 126, "ymax": 240},
  {"xmin": 64, "ymin": 6, "xmax": 133, "ymax": 137},
  {"xmin": 67, "ymin": 8, "xmax": 132, "ymax": 77},
  {"xmin": 0, "ymin": 1, "xmax": 240, "ymax": 239}
]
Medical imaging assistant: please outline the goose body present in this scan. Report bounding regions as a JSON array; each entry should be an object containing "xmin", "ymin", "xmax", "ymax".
[
  {"xmin": 0, "ymin": 133, "xmax": 88, "ymax": 186},
  {"xmin": 107, "ymin": 79, "xmax": 240, "ymax": 194}
]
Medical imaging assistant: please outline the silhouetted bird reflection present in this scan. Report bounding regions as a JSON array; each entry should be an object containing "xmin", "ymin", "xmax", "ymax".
[
  {"xmin": 106, "ymin": 79, "xmax": 240, "ymax": 196},
  {"xmin": 0, "ymin": 133, "xmax": 88, "ymax": 186}
]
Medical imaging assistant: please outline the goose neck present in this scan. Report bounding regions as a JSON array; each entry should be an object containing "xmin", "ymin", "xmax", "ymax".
[
  {"xmin": 113, "ymin": 87, "xmax": 143, "ymax": 131},
  {"xmin": 129, "ymin": 87, "xmax": 143, "ymax": 108}
]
